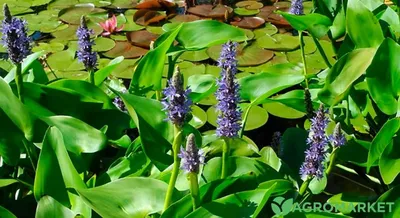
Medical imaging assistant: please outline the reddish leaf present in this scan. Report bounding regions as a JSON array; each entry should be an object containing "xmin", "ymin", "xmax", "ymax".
[
  {"xmin": 126, "ymin": 30, "xmax": 159, "ymax": 48},
  {"xmin": 230, "ymin": 17, "xmax": 265, "ymax": 29},
  {"xmin": 257, "ymin": 6, "xmax": 290, "ymax": 27},
  {"xmin": 135, "ymin": 0, "xmax": 175, "ymax": 9},
  {"xmin": 103, "ymin": 41, "xmax": 148, "ymax": 59},
  {"xmin": 169, "ymin": 14, "xmax": 201, "ymax": 23},
  {"xmin": 134, "ymin": 9, "xmax": 167, "ymax": 26},
  {"xmin": 187, "ymin": 5, "xmax": 213, "ymax": 17}
]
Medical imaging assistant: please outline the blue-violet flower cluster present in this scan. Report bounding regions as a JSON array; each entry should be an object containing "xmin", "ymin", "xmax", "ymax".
[
  {"xmin": 179, "ymin": 134, "xmax": 205, "ymax": 174},
  {"xmin": 300, "ymin": 104, "xmax": 329, "ymax": 179},
  {"xmin": 162, "ymin": 66, "xmax": 192, "ymax": 127},
  {"xmin": 289, "ymin": 0, "xmax": 304, "ymax": 15},
  {"xmin": 1, "ymin": 4, "xmax": 31, "ymax": 64},
  {"xmin": 215, "ymin": 41, "xmax": 242, "ymax": 138},
  {"xmin": 76, "ymin": 17, "xmax": 97, "ymax": 71},
  {"xmin": 329, "ymin": 123, "xmax": 346, "ymax": 148}
]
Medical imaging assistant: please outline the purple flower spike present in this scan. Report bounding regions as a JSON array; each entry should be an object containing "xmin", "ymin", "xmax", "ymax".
[
  {"xmin": 162, "ymin": 66, "xmax": 192, "ymax": 127},
  {"xmin": 1, "ymin": 4, "xmax": 31, "ymax": 64},
  {"xmin": 329, "ymin": 123, "xmax": 346, "ymax": 148},
  {"xmin": 289, "ymin": 0, "xmax": 304, "ymax": 15},
  {"xmin": 178, "ymin": 134, "xmax": 205, "ymax": 174},
  {"xmin": 300, "ymin": 104, "xmax": 329, "ymax": 179},
  {"xmin": 215, "ymin": 41, "xmax": 242, "ymax": 138},
  {"xmin": 76, "ymin": 16, "xmax": 97, "ymax": 71}
]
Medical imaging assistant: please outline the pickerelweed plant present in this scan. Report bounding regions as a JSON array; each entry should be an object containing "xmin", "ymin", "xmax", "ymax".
[
  {"xmin": 1, "ymin": 4, "xmax": 31, "ymax": 102},
  {"xmin": 76, "ymin": 16, "xmax": 97, "ymax": 84}
]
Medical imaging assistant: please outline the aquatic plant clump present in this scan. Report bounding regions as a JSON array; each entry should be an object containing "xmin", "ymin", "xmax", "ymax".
[
  {"xmin": 215, "ymin": 41, "xmax": 242, "ymax": 138},
  {"xmin": 1, "ymin": 4, "xmax": 31, "ymax": 64},
  {"xmin": 300, "ymin": 105, "xmax": 329, "ymax": 179}
]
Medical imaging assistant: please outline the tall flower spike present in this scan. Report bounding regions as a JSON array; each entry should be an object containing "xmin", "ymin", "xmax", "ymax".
[
  {"xmin": 178, "ymin": 134, "xmax": 205, "ymax": 174},
  {"xmin": 1, "ymin": 4, "xmax": 31, "ymax": 64},
  {"xmin": 76, "ymin": 16, "xmax": 97, "ymax": 71},
  {"xmin": 162, "ymin": 66, "xmax": 192, "ymax": 126},
  {"xmin": 215, "ymin": 41, "xmax": 242, "ymax": 138},
  {"xmin": 300, "ymin": 104, "xmax": 329, "ymax": 179},
  {"xmin": 330, "ymin": 123, "xmax": 346, "ymax": 148},
  {"xmin": 289, "ymin": 0, "xmax": 304, "ymax": 15}
]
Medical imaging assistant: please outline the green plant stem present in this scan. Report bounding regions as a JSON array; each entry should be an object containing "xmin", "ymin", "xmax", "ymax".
[
  {"xmin": 15, "ymin": 63, "xmax": 24, "ymax": 102},
  {"xmin": 346, "ymin": 97, "xmax": 351, "ymax": 126},
  {"xmin": 327, "ymin": 32, "xmax": 338, "ymax": 56},
  {"xmin": 156, "ymin": 90, "xmax": 162, "ymax": 101},
  {"xmin": 297, "ymin": 177, "xmax": 311, "ymax": 201},
  {"xmin": 312, "ymin": 36, "xmax": 332, "ymax": 68},
  {"xmin": 326, "ymin": 148, "xmax": 339, "ymax": 176},
  {"xmin": 239, "ymin": 104, "xmax": 252, "ymax": 138},
  {"xmin": 44, "ymin": 59, "xmax": 57, "ymax": 79},
  {"xmin": 299, "ymin": 32, "xmax": 309, "ymax": 88},
  {"xmin": 89, "ymin": 69, "xmax": 95, "ymax": 85},
  {"xmin": 188, "ymin": 172, "xmax": 200, "ymax": 210},
  {"xmin": 163, "ymin": 125, "xmax": 183, "ymax": 211},
  {"xmin": 167, "ymin": 54, "xmax": 182, "ymax": 80},
  {"xmin": 221, "ymin": 138, "xmax": 231, "ymax": 179},
  {"xmin": 22, "ymin": 138, "xmax": 37, "ymax": 172}
]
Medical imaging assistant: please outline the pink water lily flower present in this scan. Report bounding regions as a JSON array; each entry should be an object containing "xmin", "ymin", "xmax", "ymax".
[{"xmin": 99, "ymin": 14, "xmax": 124, "ymax": 36}]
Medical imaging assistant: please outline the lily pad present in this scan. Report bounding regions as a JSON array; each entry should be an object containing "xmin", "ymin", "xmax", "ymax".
[
  {"xmin": 187, "ymin": 4, "xmax": 233, "ymax": 20},
  {"xmin": 134, "ymin": 9, "xmax": 166, "ymax": 26},
  {"xmin": 59, "ymin": 5, "xmax": 106, "ymax": 25},
  {"xmin": 231, "ymin": 17, "xmax": 265, "ymax": 29},
  {"xmin": 102, "ymin": 41, "xmax": 148, "ymax": 59},
  {"xmin": 206, "ymin": 104, "xmax": 269, "ymax": 131},
  {"xmin": 123, "ymin": 14, "xmax": 145, "ymax": 31},
  {"xmin": 92, "ymin": 37, "xmax": 116, "ymax": 52},
  {"xmin": 254, "ymin": 23, "xmax": 278, "ymax": 38},
  {"xmin": 32, "ymin": 42, "xmax": 65, "ymax": 53},
  {"xmin": 180, "ymin": 49, "xmax": 210, "ymax": 62},
  {"xmin": 169, "ymin": 14, "xmax": 200, "ymax": 23},
  {"xmin": 234, "ymin": 8, "xmax": 260, "ymax": 16},
  {"xmin": 111, "ymin": 59, "xmax": 140, "ymax": 78},
  {"xmin": 189, "ymin": 105, "xmax": 207, "ymax": 129},
  {"xmin": 207, "ymin": 43, "xmax": 274, "ymax": 67},
  {"xmin": 126, "ymin": 30, "xmax": 159, "ymax": 49},
  {"xmin": 46, "ymin": 49, "xmax": 85, "ymax": 72},
  {"xmin": 109, "ymin": 0, "xmax": 137, "ymax": 8},
  {"xmin": 236, "ymin": 1, "xmax": 263, "ymax": 10},
  {"xmin": 257, "ymin": 34, "xmax": 299, "ymax": 51},
  {"xmin": 146, "ymin": 26, "xmax": 165, "ymax": 35},
  {"xmin": 51, "ymin": 22, "xmax": 103, "ymax": 40},
  {"xmin": 48, "ymin": 0, "xmax": 79, "ymax": 10}
]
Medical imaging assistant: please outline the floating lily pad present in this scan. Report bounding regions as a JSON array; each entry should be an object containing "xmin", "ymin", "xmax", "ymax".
[
  {"xmin": 187, "ymin": 4, "xmax": 233, "ymax": 20},
  {"xmin": 111, "ymin": 34, "xmax": 129, "ymax": 41},
  {"xmin": 253, "ymin": 23, "xmax": 278, "ymax": 38},
  {"xmin": 189, "ymin": 105, "xmax": 207, "ymax": 129},
  {"xmin": 146, "ymin": 26, "xmax": 164, "ymax": 34},
  {"xmin": 180, "ymin": 49, "xmax": 210, "ymax": 62},
  {"xmin": 234, "ymin": 8, "xmax": 260, "ymax": 16},
  {"xmin": 206, "ymin": 104, "xmax": 269, "ymax": 131},
  {"xmin": 257, "ymin": 6, "xmax": 290, "ymax": 27},
  {"xmin": 241, "ymin": 28, "xmax": 255, "ymax": 40},
  {"xmin": 59, "ymin": 5, "xmax": 106, "ymax": 25},
  {"xmin": 135, "ymin": 0, "xmax": 175, "ymax": 9},
  {"xmin": 207, "ymin": 43, "xmax": 274, "ymax": 66},
  {"xmin": 123, "ymin": 14, "xmax": 146, "ymax": 31},
  {"xmin": 169, "ymin": 14, "xmax": 200, "ymax": 23},
  {"xmin": 230, "ymin": 17, "xmax": 265, "ymax": 29},
  {"xmin": 181, "ymin": 64, "xmax": 206, "ymax": 87},
  {"xmin": 111, "ymin": 59, "xmax": 140, "ymax": 78},
  {"xmin": 32, "ymin": 42, "xmax": 65, "ymax": 53},
  {"xmin": 257, "ymin": 34, "xmax": 299, "ymax": 51},
  {"xmin": 127, "ymin": 30, "xmax": 159, "ymax": 48},
  {"xmin": 57, "ymin": 70, "xmax": 89, "ymax": 80},
  {"xmin": 46, "ymin": 49, "xmax": 85, "ymax": 72},
  {"xmin": 236, "ymin": 1, "xmax": 263, "ymax": 9},
  {"xmin": 48, "ymin": 0, "xmax": 79, "ymax": 10},
  {"xmin": 79, "ymin": 0, "xmax": 112, "ymax": 7},
  {"xmin": 286, "ymin": 51, "xmax": 328, "ymax": 74},
  {"xmin": 102, "ymin": 41, "xmax": 148, "ymax": 59},
  {"xmin": 51, "ymin": 22, "xmax": 103, "ymax": 40},
  {"xmin": 93, "ymin": 37, "xmax": 116, "ymax": 52},
  {"xmin": 303, "ymin": 36, "xmax": 317, "ymax": 54},
  {"xmin": 134, "ymin": 9, "xmax": 167, "ymax": 26},
  {"xmin": 1, "ymin": 0, "xmax": 33, "ymax": 15},
  {"xmin": 109, "ymin": 0, "xmax": 137, "ymax": 8}
]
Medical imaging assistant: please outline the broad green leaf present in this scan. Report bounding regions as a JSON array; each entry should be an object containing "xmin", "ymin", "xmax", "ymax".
[
  {"xmin": 338, "ymin": 139, "xmax": 371, "ymax": 167},
  {"xmin": 186, "ymin": 185, "xmax": 276, "ymax": 218},
  {"xmin": 370, "ymin": 185, "xmax": 400, "ymax": 218},
  {"xmin": 258, "ymin": 147, "xmax": 281, "ymax": 171},
  {"xmin": 119, "ymin": 92, "xmax": 173, "ymax": 170},
  {"xmin": 346, "ymin": 0, "xmax": 384, "ymax": 48},
  {"xmin": 239, "ymin": 71, "xmax": 304, "ymax": 104},
  {"xmin": 0, "ymin": 77, "xmax": 35, "ymax": 140},
  {"xmin": 96, "ymin": 151, "xmax": 150, "ymax": 185},
  {"xmin": 279, "ymin": 12, "xmax": 332, "ymax": 38},
  {"xmin": 257, "ymin": 179, "xmax": 295, "ymax": 195},
  {"xmin": 330, "ymin": 7, "xmax": 346, "ymax": 40},
  {"xmin": 308, "ymin": 174, "xmax": 327, "ymax": 194},
  {"xmin": 176, "ymin": 20, "xmax": 247, "ymax": 50},
  {"xmin": 202, "ymin": 156, "xmax": 282, "ymax": 183},
  {"xmin": 34, "ymin": 127, "xmax": 90, "ymax": 217},
  {"xmin": 77, "ymin": 177, "xmax": 176, "ymax": 218},
  {"xmin": 0, "ymin": 179, "xmax": 18, "ymax": 188},
  {"xmin": 327, "ymin": 193, "xmax": 373, "ymax": 214},
  {"xmin": 367, "ymin": 118, "xmax": 400, "ymax": 171},
  {"xmin": 94, "ymin": 56, "xmax": 124, "ymax": 86},
  {"xmin": 281, "ymin": 128, "xmax": 308, "ymax": 172},
  {"xmin": 4, "ymin": 51, "xmax": 46, "ymax": 83},
  {"xmin": 25, "ymin": 60, "xmax": 49, "ymax": 84},
  {"xmin": 318, "ymin": 48, "xmax": 376, "ymax": 105},
  {"xmin": 286, "ymin": 211, "xmax": 352, "ymax": 217},
  {"xmin": 0, "ymin": 206, "xmax": 16, "ymax": 218},
  {"xmin": 0, "ymin": 112, "xmax": 24, "ymax": 166},
  {"xmin": 189, "ymin": 105, "xmax": 207, "ymax": 129},
  {"xmin": 40, "ymin": 116, "xmax": 108, "ymax": 154},
  {"xmin": 379, "ymin": 135, "xmax": 400, "ymax": 184},
  {"xmin": 366, "ymin": 38, "xmax": 400, "ymax": 115},
  {"xmin": 36, "ymin": 196, "xmax": 76, "ymax": 218},
  {"xmin": 130, "ymin": 24, "xmax": 182, "ymax": 92},
  {"xmin": 187, "ymin": 74, "xmax": 217, "ymax": 103}
]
